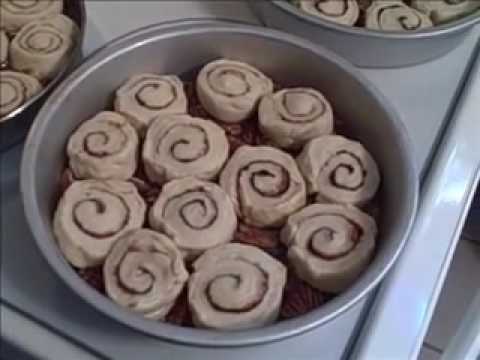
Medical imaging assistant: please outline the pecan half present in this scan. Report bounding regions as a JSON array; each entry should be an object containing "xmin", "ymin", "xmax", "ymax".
[
  {"xmin": 59, "ymin": 168, "xmax": 76, "ymax": 193},
  {"xmin": 77, "ymin": 266, "xmax": 105, "ymax": 294},
  {"xmin": 165, "ymin": 289, "xmax": 192, "ymax": 326},
  {"xmin": 280, "ymin": 275, "xmax": 328, "ymax": 319}
]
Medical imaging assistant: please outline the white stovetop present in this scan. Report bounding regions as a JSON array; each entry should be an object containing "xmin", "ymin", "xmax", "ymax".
[
  {"xmin": 354, "ymin": 50, "xmax": 480, "ymax": 360},
  {"xmin": 5, "ymin": 2, "xmax": 480, "ymax": 359},
  {"xmin": 83, "ymin": 1, "xmax": 257, "ymax": 54}
]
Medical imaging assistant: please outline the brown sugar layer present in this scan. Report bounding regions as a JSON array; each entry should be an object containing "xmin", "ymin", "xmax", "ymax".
[
  {"xmin": 77, "ymin": 266, "xmax": 104, "ymax": 294},
  {"xmin": 165, "ymin": 288, "xmax": 193, "ymax": 327},
  {"xmin": 280, "ymin": 274, "xmax": 329, "ymax": 320}
]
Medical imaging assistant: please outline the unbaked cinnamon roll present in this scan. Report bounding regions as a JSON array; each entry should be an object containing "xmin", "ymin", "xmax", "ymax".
[
  {"xmin": 143, "ymin": 115, "xmax": 229, "ymax": 185},
  {"xmin": 281, "ymin": 203, "xmax": 377, "ymax": 293},
  {"xmin": 412, "ymin": 0, "xmax": 480, "ymax": 24},
  {"xmin": 67, "ymin": 112, "xmax": 139, "ymax": 180},
  {"xmin": 0, "ymin": 31, "xmax": 9, "ymax": 67},
  {"xmin": 297, "ymin": 135, "xmax": 380, "ymax": 205},
  {"xmin": 365, "ymin": 0, "xmax": 433, "ymax": 31},
  {"xmin": 188, "ymin": 243, "xmax": 287, "ymax": 330},
  {"xmin": 258, "ymin": 88, "xmax": 334, "ymax": 149},
  {"xmin": 10, "ymin": 14, "xmax": 78, "ymax": 81},
  {"xmin": 103, "ymin": 229, "xmax": 188, "ymax": 320},
  {"xmin": 196, "ymin": 59, "xmax": 273, "ymax": 123},
  {"xmin": 53, "ymin": 180, "xmax": 146, "ymax": 268},
  {"xmin": 0, "ymin": 70, "xmax": 42, "ymax": 118},
  {"xmin": 298, "ymin": 0, "xmax": 360, "ymax": 26},
  {"xmin": 149, "ymin": 177, "xmax": 237, "ymax": 259},
  {"xmin": 0, "ymin": 0, "xmax": 63, "ymax": 35},
  {"xmin": 220, "ymin": 145, "xmax": 307, "ymax": 228},
  {"xmin": 114, "ymin": 74, "xmax": 188, "ymax": 134}
]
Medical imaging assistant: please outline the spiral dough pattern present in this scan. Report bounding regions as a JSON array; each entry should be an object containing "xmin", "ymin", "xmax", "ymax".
[
  {"xmin": 220, "ymin": 145, "xmax": 307, "ymax": 228},
  {"xmin": 53, "ymin": 180, "xmax": 146, "ymax": 268},
  {"xmin": 143, "ymin": 115, "xmax": 229, "ymax": 185},
  {"xmin": 365, "ymin": 0, "xmax": 433, "ymax": 31},
  {"xmin": 297, "ymin": 135, "xmax": 380, "ymax": 205},
  {"xmin": 196, "ymin": 59, "xmax": 273, "ymax": 123},
  {"xmin": 0, "ymin": 70, "xmax": 42, "ymax": 118},
  {"xmin": 67, "ymin": 112, "xmax": 139, "ymax": 180},
  {"xmin": 10, "ymin": 14, "xmax": 78, "ymax": 81},
  {"xmin": 411, "ymin": 0, "xmax": 480, "ymax": 25},
  {"xmin": 188, "ymin": 243, "xmax": 287, "ymax": 330},
  {"xmin": 258, "ymin": 87, "xmax": 334, "ymax": 149},
  {"xmin": 104, "ymin": 229, "xmax": 188, "ymax": 320},
  {"xmin": 149, "ymin": 177, "xmax": 237, "ymax": 259},
  {"xmin": 299, "ymin": 0, "xmax": 360, "ymax": 26},
  {"xmin": 0, "ymin": 0, "xmax": 63, "ymax": 34},
  {"xmin": 281, "ymin": 204, "xmax": 377, "ymax": 293},
  {"xmin": 114, "ymin": 74, "xmax": 188, "ymax": 134}
]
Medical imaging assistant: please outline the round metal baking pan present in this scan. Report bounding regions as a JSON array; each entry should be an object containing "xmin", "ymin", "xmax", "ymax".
[
  {"xmin": 21, "ymin": 19, "xmax": 418, "ymax": 346},
  {"xmin": 0, "ymin": 0, "xmax": 86, "ymax": 151},
  {"xmin": 250, "ymin": 1, "xmax": 480, "ymax": 68}
]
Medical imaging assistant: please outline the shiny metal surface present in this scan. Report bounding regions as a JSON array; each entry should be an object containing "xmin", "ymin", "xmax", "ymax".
[
  {"xmin": 352, "ymin": 42, "xmax": 480, "ymax": 360},
  {"xmin": 21, "ymin": 20, "xmax": 418, "ymax": 346},
  {"xmin": 1, "ymin": 303, "xmax": 102, "ymax": 360},
  {"xmin": 251, "ymin": 1, "xmax": 480, "ymax": 68},
  {"xmin": 0, "ymin": 0, "xmax": 86, "ymax": 151}
]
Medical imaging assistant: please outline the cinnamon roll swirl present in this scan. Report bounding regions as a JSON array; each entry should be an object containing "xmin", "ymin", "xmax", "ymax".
[
  {"xmin": 297, "ymin": 135, "xmax": 380, "ymax": 205},
  {"xmin": 114, "ymin": 74, "xmax": 188, "ymax": 134},
  {"xmin": 188, "ymin": 243, "xmax": 287, "ymax": 330},
  {"xmin": 149, "ymin": 178, "xmax": 237, "ymax": 259},
  {"xmin": 196, "ymin": 59, "xmax": 273, "ymax": 124},
  {"xmin": 0, "ymin": 0, "xmax": 63, "ymax": 35},
  {"xmin": 281, "ymin": 204, "xmax": 377, "ymax": 293},
  {"xmin": 298, "ymin": 0, "xmax": 360, "ymax": 26},
  {"xmin": 0, "ymin": 31, "xmax": 9, "ymax": 67},
  {"xmin": 365, "ymin": 0, "xmax": 433, "ymax": 31},
  {"xmin": 10, "ymin": 14, "xmax": 78, "ymax": 81},
  {"xmin": 104, "ymin": 229, "xmax": 188, "ymax": 320},
  {"xmin": 258, "ymin": 88, "xmax": 334, "ymax": 149},
  {"xmin": 67, "ymin": 112, "xmax": 139, "ymax": 180},
  {"xmin": 412, "ymin": 0, "xmax": 480, "ymax": 24},
  {"xmin": 143, "ymin": 115, "xmax": 229, "ymax": 185},
  {"xmin": 0, "ymin": 70, "xmax": 42, "ymax": 118},
  {"xmin": 220, "ymin": 145, "xmax": 307, "ymax": 228},
  {"xmin": 53, "ymin": 180, "xmax": 146, "ymax": 268}
]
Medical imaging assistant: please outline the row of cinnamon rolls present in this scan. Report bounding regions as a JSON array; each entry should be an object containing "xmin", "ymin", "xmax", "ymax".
[
  {"xmin": 291, "ymin": 0, "xmax": 479, "ymax": 31},
  {"xmin": 0, "ymin": 1, "xmax": 79, "ymax": 118},
  {"xmin": 55, "ymin": 176, "xmax": 377, "ymax": 329},
  {"xmin": 54, "ymin": 59, "xmax": 380, "ymax": 330}
]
